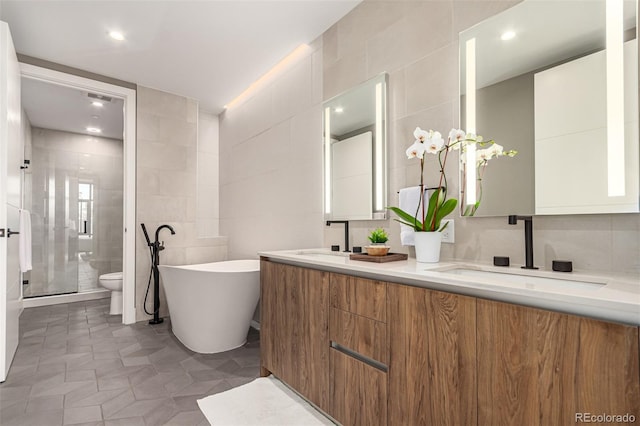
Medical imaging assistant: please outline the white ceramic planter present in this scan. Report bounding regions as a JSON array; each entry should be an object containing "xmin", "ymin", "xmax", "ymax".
[{"xmin": 414, "ymin": 231, "xmax": 442, "ymax": 263}]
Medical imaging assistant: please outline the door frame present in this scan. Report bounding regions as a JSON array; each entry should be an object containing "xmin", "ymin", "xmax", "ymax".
[{"xmin": 20, "ymin": 63, "xmax": 137, "ymax": 324}]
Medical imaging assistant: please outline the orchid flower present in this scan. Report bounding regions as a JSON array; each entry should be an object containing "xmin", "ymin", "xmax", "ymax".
[
  {"xmin": 448, "ymin": 128, "xmax": 466, "ymax": 150},
  {"xmin": 406, "ymin": 141, "xmax": 426, "ymax": 159},
  {"xmin": 413, "ymin": 127, "xmax": 429, "ymax": 142},
  {"xmin": 476, "ymin": 148, "xmax": 494, "ymax": 164},
  {"xmin": 488, "ymin": 143, "xmax": 504, "ymax": 157},
  {"xmin": 425, "ymin": 130, "xmax": 444, "ymax": 154}
]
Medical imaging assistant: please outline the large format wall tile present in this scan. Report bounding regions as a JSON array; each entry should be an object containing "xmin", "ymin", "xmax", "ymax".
[{"xmin": 136, "ymin": 87, "xmax": 226, "ymax": 321}]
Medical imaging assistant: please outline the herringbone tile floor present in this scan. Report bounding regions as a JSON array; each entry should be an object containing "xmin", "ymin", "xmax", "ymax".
[{"xmin": 0, "ymin": 298, "xmax": 261, "ymax": 425}]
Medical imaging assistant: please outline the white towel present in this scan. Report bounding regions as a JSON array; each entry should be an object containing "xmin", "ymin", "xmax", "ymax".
[
  {"xmin": 19, "ymin": 209, "xmax": 32, "ymax": 272},
  {"xmin": 398, "ymin": 186, "xmax": 430, "ymax": 246}
]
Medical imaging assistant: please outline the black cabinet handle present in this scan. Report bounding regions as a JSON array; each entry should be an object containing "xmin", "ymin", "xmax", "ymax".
[{"xmin": 7, "ymin": 228, "xmax": 19, "ymax": 238}]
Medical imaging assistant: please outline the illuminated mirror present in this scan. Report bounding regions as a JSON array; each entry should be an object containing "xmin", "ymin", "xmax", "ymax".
[
  {"xmin": 323, "ymin": 73, "xmax": 388, "ymax": 220},
  {"xmin": 459, "ymin": 0, "xmax": 638, "ymax": 216}
]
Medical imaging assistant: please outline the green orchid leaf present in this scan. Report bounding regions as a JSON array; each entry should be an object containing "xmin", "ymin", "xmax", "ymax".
[
  {"xmin": 436, "ymin": 198, "xmax": 457, "ymax": 221},
  {"xmin": 387, "ymin": 207, "xmax": 423, "ymax": 230},
  {"xmin": 391, "ymin": 218, "xmax": 422, "ymax": 230}
]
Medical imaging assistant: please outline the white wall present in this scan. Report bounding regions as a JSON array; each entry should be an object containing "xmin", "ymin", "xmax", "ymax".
[
  {"xmin": 197, "ymin": 111, "xmax": 220, "ymax": 238},
  {"xmin": 219, "ymin": 0, "xmax": 640, "ymax": 277},
  {"xmin": 136, "ymin": 86, "xmax": 227, "ymax": 321},
  {"xmin": 219, "ymin": 38, "xmax": 324, "ymax": 260}
]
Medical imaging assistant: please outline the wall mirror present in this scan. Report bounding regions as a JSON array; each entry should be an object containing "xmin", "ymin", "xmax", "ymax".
[
  {"xmin": 323, "ymin": 73, "xmax": 388, "ymax": 220},
  {"xmin": 459, "ymin": 0, "xmax": 638, "ymax": 216}
]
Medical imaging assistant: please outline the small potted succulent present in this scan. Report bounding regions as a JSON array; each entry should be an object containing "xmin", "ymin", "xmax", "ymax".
[{"xmin": 366, "ymin": 228, "xmax": 390, "ymax": 256}]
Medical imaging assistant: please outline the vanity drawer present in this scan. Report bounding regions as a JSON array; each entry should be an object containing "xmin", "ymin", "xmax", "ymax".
[
  {"xmin": 330, "ymin": 273, "xmax": 387, "ymax": 322},
  {"xmin": 330, "ymin": 347, "xmax": 388, "ymax": 426},
  {"xmin": 330, "ymin": 308, "xmax": 387, "ymax": 365}
]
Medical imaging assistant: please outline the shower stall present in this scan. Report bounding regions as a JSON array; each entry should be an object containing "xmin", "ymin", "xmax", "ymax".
[{"xmin": 21, "ymin": 77, "xmax": 124, "ymax": 298}]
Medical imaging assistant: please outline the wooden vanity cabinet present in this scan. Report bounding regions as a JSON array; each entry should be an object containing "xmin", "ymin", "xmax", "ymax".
[
  {"xmin": 477, "ymin": 298, "xmax": 640, "ymax": 426},
  {"xmin": 329, "ymin": 274, "xmax": 388, "ymax": 426},
  {"xmin": 260, "ymin": 260, "xmax": 640, "ymax": 426},
  {"xmin": 387, "ymin": 283, "xmax": 477, "ymax": 426},
  {"xmin": 259, "ymin": 260, "xmax": 330, "ymax": 412}
]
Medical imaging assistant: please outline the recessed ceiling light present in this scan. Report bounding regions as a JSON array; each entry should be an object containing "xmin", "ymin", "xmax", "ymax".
[
  {"xmin": 92, "ymin": 101, "xmax": 103, "ymax": 108},
  {"xmin": 335, "ymin": 107, "xmax": 344, "ymax": 113},
  {"xmin": 86, "ymin": 127, "xmax": 102, "ymax": 133},
  {"xmin": 501, "ymin": 31, "xmax": 516, "ymax": 41},
  {"xmin": 109, "ymin": 31, "xmax": 125, "ymax": 41}
]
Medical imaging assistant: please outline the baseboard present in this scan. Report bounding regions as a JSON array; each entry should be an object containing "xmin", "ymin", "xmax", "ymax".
[
  {"xmin": 23, "ymin": 290, "xmax": 110, "ymax": 308},
  {"xmin": 250, "ymin": 320, "xmax": 261, "ymax": 331}
]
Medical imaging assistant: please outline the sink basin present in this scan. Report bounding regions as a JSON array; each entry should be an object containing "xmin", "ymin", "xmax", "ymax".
[
  {"xmin": 293, "ymin": 250, "xmax": 349, "ymax": 262},
  {"xmin": 437, "ymin": 267, "xmax": 606, "ymax": 291}
]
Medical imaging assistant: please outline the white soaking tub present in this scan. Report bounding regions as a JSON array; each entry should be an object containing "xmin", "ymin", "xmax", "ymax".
[{"xmin": 158, "ymin": 260, "xmax": 260, "ymax": 353}]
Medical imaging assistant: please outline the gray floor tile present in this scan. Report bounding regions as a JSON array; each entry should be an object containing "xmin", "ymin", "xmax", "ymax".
[
  {"xmin": 65, "ymin": 388, "xmax": 127, "ymax": 408},
  {"xmin": 103, "ymin": 417, "xmax": 145, "ymax": 426},
  {"xmin": 105, "ymin": 397, "xmax": 166, "ymax": 420},
  {"xmin": 66, "ymin": 369, "xmax": 97, "ymax": 382},
  {"xmin": 2, "ymin": 299, "xmax": 259, "ymax": 426},
  {"xmin": 142, "ymin": 399, "xmax": 180, "ymax": 426},
  {"xmin": 0, "ymin": 400, "xmax": 28, "ymax": 424},
  {"xmin": 164, "ymin": 409, "xmax": 208, "ymax": 426},
  {"xmin": 63, "ymin": 406, "xmax": 103, "ymax": 425},
  {"xmin": 26, "ymin": 394, "xmax": 65, "ymax": 412},
  {"xmin": 5, "ymin": 408, "xmax": 64, "ymax": 426},
  {"xmin": 100, "ymin": 389, "xmax": 136, "ymax": 419},
  {"xmin": 97, "ymin": 376, "xmax": 130, "ymax": 392}
]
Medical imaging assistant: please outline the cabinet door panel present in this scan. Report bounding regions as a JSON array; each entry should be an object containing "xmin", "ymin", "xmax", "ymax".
[
  {"xmin": 259, "ymin": 259, "xmax": 282, "ymax": 377},
  {"xmin": 331, "ymin": 274, "xmax": 387, "ymax": 322},
  {"xmin": 388, "ymin": 284, "xmax": 477, "ymax": 426},
  {"xmin": 260, "ymin": 261, "xmax": 330, "ymax": 412},
  {"xmin": 477, "ymin": 299, "xmax": 640, "ymax": 426},
  {"xmin": 297, "ymin": 266, "xmax": 330, "ymax": 411},
  {"xmin": 330, "ymin": 348, "xmax": 387, "ymax": 426}
]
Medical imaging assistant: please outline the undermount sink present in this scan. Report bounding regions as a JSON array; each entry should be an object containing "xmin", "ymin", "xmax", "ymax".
[
  {"xmin": 437, "ymin": 267, "xmax": 607, "ymax": 291},
  {"xmin": 294, "ymin": 249, "xmax": 349, "ymax": 262}
]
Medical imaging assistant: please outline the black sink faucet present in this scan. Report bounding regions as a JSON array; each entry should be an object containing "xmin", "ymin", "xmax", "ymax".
[
  {"xmin": 508, "ymin": 215, "xmax": 538, "ymax": 270},
  {"xmin": 326, "ymin": 220, "xmax": 350, "ymax": 252}
]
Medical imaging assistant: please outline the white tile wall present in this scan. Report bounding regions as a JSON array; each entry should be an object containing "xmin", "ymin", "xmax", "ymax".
[
  {"xmin": 323, "ymin": 0, "xmax": 640, "ymax": 276},
  {"xmin": 218, "ymin": 0, "xmax": 639, "ymax": 283},
  {"xmin": 219, "ymin": 38, "xmax": 324, "ymax": 261},
  {"xmin": 136, "ymin": 87, "xmax": 226, "ymax": 321}
]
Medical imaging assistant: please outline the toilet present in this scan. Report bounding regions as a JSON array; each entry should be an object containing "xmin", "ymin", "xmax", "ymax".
[{"xmin": 98, "ymin": 272, "xmax": 123, "ymax": 315}]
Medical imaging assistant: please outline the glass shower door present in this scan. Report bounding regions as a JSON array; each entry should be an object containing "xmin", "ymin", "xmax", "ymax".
[{"xmin": 23, "ymin": 137, "xmax": 79, "ymax": 298}]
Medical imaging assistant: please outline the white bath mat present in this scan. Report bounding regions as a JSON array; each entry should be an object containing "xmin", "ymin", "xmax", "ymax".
[{"xmin": 197, "ymin": 376, "xmax": 334, "ymax": 425}]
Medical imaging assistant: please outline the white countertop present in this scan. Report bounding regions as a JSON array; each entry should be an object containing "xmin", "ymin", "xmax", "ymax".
[{"xmin": 258, "ymin": 248, "xmax": 640, "ymax": 326}]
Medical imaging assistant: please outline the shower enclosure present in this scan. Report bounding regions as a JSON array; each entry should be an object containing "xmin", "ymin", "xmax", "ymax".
[{"xmin": 21, "ymin": 77, "xmax": 124, "ymax": 298}]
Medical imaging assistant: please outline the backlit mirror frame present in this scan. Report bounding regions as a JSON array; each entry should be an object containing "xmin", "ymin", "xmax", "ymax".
[
  {"xmin": 323, "ymin": 73, "xmax": 388, "ymax": 221},
  {"xmin": 459, "ymin": 0, "xmax": 639, "ymax": 217}
]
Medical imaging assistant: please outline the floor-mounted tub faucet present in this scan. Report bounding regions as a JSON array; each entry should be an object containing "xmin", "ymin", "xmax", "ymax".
[
  {"xmin": 326, "ymin": 220, "xmax": 350, "ymax": 252},
  {"xmin": 508, "ymin": 215, "xmax": 538, "ymax": 270}
]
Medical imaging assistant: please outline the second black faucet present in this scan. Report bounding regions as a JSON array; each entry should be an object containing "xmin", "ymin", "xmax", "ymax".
[
  {"xmin": 508, "ymin": 215, "xmax": 538, "ymax": 270},
  {"xmin": 326, "ymin": 220, "xmax": 350, "ymax": 252}
]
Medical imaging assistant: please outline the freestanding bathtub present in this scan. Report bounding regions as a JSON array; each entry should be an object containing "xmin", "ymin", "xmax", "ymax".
[{"xmin": 158, "ymin": 260, "xmax": 260, "ymax": 354}]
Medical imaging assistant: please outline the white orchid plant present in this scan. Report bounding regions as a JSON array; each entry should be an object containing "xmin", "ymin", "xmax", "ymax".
[
  {"xmin": 387, "ymin": 127, "xmax": 462, "ymax": 232},
  {"xmin": 460, "ymin": 137, "xmax": 517, "ymax": 216},
  {"xmin": 388, "ymin": 127, "xmax": 516, "ymax": 230}
]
